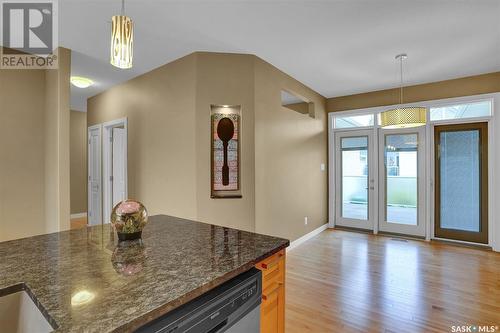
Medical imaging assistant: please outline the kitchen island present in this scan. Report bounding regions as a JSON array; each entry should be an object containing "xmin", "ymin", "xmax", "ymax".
[{"xmin": 0, "ymin": 215, "xmax": 289, "ymax": 332}]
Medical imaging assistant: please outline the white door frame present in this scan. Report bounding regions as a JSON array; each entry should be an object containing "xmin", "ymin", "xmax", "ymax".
[
  {"xmin": 87, "ymin": 124, "xmax": 102, "ymax": 226},
  {"xmin": 378, "ymin": 126, "xmax": 426, "ymax": 237},
  {"xmin": 334, "ymin": 129, "xmax": 375, "ymax": 230},
  {"xmin": 102, "ymin": 118, "xmax": 128, "ymax": 224}
]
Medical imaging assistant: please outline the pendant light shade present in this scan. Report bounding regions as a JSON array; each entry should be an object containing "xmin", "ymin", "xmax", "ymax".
[
  {"xmin": 380, "ymin": 106, "xmax": 426, "ymax": 129},
  {"xmin": 110, "ymin": 1, "xmax": 133, "ymax": 69},
  {"xmin": 380, "ymin": 54, "xmax": 426, "ymax": 129}
]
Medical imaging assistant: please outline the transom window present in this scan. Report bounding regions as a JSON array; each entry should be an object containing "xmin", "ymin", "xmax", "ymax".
[
  {"xmin": 430, "ymin": 101, "xmax": 491, "ymax": 121},
  {"xmin": 334, "ymin": 114, "xmax": 374, "ymax": 128},
  {"xmin": 333, "ymin": 99, "xmax": 492, "ymax": 129}
]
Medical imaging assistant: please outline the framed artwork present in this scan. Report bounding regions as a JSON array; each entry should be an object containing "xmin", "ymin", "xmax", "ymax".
[{"xmin": 211, "ymin": 105, "xmax": 242, "ymax": 198}]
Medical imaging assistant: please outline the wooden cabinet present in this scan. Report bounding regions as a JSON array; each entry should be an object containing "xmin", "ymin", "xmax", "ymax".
[{"xmin": 255, "ymin": 249, "xmax": 286, "ymax": 333}]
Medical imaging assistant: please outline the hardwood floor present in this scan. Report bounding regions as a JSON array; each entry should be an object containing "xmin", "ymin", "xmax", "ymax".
[
  {"xmin": 70, "ymin": 216, "xmax": 87, "ymax": 229},
  {"xmin": 286, "ymin": 229, "xmax": 500, "ymax": 333}
]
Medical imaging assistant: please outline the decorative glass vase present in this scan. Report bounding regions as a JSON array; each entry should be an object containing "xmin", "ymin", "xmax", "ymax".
[{"xmin": 111, "ymin": 199, "xmax": 148, "ymax": 241}]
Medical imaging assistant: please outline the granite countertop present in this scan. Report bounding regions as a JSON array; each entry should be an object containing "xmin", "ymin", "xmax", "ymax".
[{"xmin": 0, "ymin": 215, "xmax": 289, "ymax": 332}]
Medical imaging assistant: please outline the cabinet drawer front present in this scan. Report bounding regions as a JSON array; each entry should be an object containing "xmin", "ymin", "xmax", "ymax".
[
  {"xmin": 262, "ymin": 291, "xmax": 279, "ymax": 309},
  {"xmin": 262, "ymin": 266, "xmax": 283, "ymax": 288},
  {"xmin": 257, "ymin": 250, "xmax": 285, "ymax": 271},
  {"xmin": 262, "ymin": 282, "xmax": 282, "ymax": 302},
  {"xmin": 258, "ymin": 250, "xmax": 285, "ymax": 284}
]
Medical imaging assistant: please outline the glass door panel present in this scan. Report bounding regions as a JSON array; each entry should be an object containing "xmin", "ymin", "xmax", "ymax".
[
  {"xmin": 440, "ymin": 130, "xmax": 479, "ymax": 231},
  {"xmin": 378, "ymin": 127, "xmax": 425, "ymax": 237},
  {"xmin": 341, "ymin": 137, "xmax": 368, "ymax": 220},
  {"xmin": 385, "ymin": 134, "xmax": 418, "ymax": 225},
  {"xmin": 434, "ymin": 123, "xmax": 488, "ymax": 243},
  {"xmin": 335, "ymin": 130, "xmax": 374, "ymax": 230}
]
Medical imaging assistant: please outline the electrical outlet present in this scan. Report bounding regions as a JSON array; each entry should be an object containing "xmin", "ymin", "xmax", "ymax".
[
  {"xmin": 304, "ymin": 216, "xmax": 308, "ymax": 225},
  {"xmin": 320, "ymin": 163, "xmax": 325, "ymax": 171}
]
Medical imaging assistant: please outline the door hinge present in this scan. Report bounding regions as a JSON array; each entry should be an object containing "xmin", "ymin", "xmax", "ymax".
[{"xmin": 110, "ymin": 175, "xmax": 114, "ymax": 182}]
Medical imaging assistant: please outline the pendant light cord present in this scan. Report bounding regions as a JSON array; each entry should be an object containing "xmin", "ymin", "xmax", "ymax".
[
  {"xmin": 399, "ymin": 55, "xmax": 404, "ymax": 105},
  {"xmin": 121, "ymin": 0, "xmax": 125, "ymax": 15}
]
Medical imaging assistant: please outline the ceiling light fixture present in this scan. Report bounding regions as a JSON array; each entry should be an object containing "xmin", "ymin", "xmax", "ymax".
[
  {"xmin": 380, "ymin": 54, "xmax": 426, "ymax": 129},
  {"xmin": 71, "ymin": 76, "xmax": 94, "ymax": 88},
  {"xmin": 110, "ymin": 0, "xmax": 133, "ymax": 69}
]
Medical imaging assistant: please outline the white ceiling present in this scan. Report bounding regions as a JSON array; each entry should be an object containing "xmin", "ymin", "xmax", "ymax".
[{"xmin": 61, "ymin": 0, "xmax": 500, "ymax": 111}]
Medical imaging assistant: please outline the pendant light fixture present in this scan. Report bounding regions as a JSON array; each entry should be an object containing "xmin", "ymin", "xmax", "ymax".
[
  {"xmin": 110, "ymin": 0, "xmax": 133, "ymax": 69},
  {"xmin": 380, "ymin": 54, "xmax": 426, "ymax": 128}
]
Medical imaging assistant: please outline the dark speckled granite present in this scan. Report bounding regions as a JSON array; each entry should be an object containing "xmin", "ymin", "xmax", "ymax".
[{"xmin": 0, "ymin": 215, "xmax": 289, "ymax": 332}]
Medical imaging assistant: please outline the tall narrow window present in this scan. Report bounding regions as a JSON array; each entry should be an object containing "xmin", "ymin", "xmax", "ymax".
[{"xmin": 434, "ymin": 122, "xmax": 488, "ymax": 243}]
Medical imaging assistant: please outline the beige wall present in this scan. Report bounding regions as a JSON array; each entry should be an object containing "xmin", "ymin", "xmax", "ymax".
[
  {"xmin": 88, "ymin": 52, "xmax": 328, "ymax": 240},
  {"xmin": 0, "ymin": 70, "xmax": 46, "ymax": 241},
  {"xmin": 194, "ymin": 53, "xmax": 256, "ymax": 231},
  {"xmin": 70, "ymin": 110, "xmax": 87, "ymax": 214},
  {"xmin": 327, "ymin": 72, "xmax": 500, "ymax": 112},
  {"xmin": 0, "ymin": 48, "xmax": 71, "ymax": 242},
  {"xmin": 88, "ymin": 54, "xmax": 198, "ymax": 220},
  {"xmin": 254, "ymin": 58, "xmax": 327, "ymax": 241}
]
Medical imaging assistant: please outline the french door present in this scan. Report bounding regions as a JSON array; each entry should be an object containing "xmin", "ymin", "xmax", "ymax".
[
  {"xmin": 335, "ymin": 127, "xmax": 426, "ymax": 236},
  {"xmin": 334, "ymin": 130, "xmax": 375, "ymax": 230},
  {"xmin": 378, "ymin": 127, "xmax": 426, "ymax": 237},
  {"xmin": 434, "ymin": 122, "xmax": 488, "ymax": 243}
]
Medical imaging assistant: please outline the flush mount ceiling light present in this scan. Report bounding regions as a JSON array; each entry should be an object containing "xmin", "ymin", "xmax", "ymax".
[
  {"xmin": 70, "ymin": 76, "xmax": 94, "ymax": 88},
  {"xmin": 110, "ymin": 0, "xmax": 133, "ymax": 69},
  {"xmin": 380, "ymin": 54, "xmax": 426, "ymax": 129}
]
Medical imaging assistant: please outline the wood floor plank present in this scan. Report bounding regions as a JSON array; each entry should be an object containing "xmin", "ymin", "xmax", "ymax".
[
  {"xmin": 285, "ymin": 229, "xmax": 500, "ymax": 333},
  {"xmin": 70, "ymin": 216, "xmax": 87, "ymax": 229}
]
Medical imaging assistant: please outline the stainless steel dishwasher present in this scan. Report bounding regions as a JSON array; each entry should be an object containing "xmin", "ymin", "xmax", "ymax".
[{"xmin": 136, "ymin": 268, "xmax": 262, "ymax": 333}]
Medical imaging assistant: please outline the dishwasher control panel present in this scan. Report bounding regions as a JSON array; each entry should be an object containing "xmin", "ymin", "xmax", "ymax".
[{"xmin": 136, "ymin": 268, "xmax": 262, "ymax": 333}]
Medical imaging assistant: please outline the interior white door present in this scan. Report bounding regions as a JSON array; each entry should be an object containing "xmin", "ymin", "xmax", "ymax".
[
  {"xmin": 112, "ymin": 127, "xmax": 126, "ymax": 207},
  {"xmin": 334, "ymin": 130, "xmax": 375, "ymax": 230},
  {"xmin": 88, "ymin": 125, "xmax": 102, "ymax": 226},
  {"xmin": 378, "ymin": 126, "xmax": 426, "ymax": 237}
]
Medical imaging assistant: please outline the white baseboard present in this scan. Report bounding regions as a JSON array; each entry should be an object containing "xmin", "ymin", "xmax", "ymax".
[
  {"xmin": 288, "ymin": 223, "xmax": 329, "ymax": 251},
  {"xmin": 70, "ymin": 212, "xmax": 87, "ymax": 219}
]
